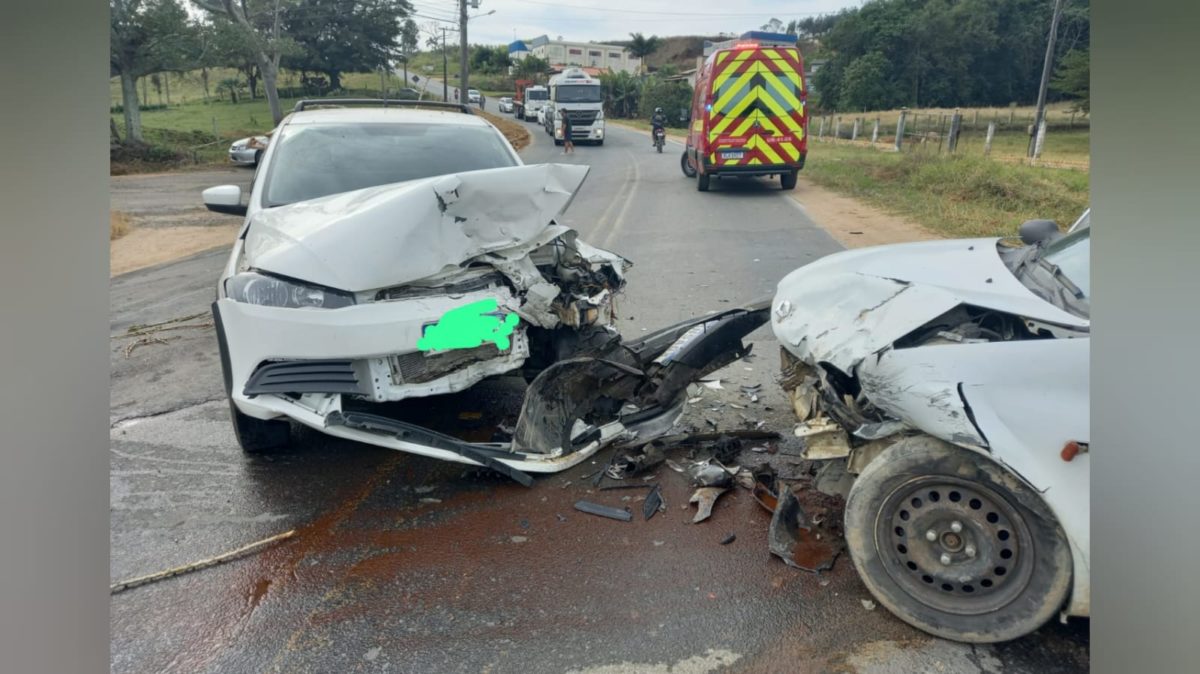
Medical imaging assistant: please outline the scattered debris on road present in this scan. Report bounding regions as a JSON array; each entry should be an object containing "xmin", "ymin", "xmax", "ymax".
[
  {"xmin": 720, "ymin": 533, "xmax": 737, "ymax": 545},
  {"xmin": 643, "ymin": 484, "xmax": 664, "ymax": 520},
  {"xmin": 767, "ymin": 484, "xmax": 842, "ymax": 573},
  {"xmin": 689, "ymin": 487, "xmax": 729, "ymax": 523}
]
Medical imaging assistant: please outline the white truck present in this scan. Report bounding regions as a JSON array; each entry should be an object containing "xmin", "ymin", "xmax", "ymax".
[
  {"xmin": 545, "ymin": 69, "xmax": 605, "ymax": 146},
  {"xmin": 513, "ymin": 83, "xmax": 549, "ymax": 122}
]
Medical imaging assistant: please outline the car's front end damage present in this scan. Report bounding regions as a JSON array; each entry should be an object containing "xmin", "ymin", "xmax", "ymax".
[
  {"xmin": 771, "ymin": 233, "xmax": 1091, "ymax": 623},
  {"xmin": 213, "ymin": 164, "xmax": 767, "ymax": 483}
]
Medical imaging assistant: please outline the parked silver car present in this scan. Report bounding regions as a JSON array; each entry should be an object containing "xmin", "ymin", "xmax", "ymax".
[{"xmin": 228, "ymin": 135, "xmax": 269, "ymax": 166}]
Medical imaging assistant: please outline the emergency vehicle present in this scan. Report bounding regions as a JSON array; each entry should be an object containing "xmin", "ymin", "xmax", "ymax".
[{"xmin": 681, "ymin": 34, "xmax": 808, "ymax": 191}]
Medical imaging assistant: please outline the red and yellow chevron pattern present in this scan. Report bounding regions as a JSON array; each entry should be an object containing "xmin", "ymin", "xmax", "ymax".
[{"xmin": 705, "ymin": 47, "xmax": 806, "ymax": 167}]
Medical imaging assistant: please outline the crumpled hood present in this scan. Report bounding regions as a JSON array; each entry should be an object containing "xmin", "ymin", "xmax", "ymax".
[
  {"xmin": 772, "ymin": 238, "xmax": 1089, "ymax": 372},
  {"xmin": 243, "ymin": 163, "xmax": 590, "ymax": 292}
]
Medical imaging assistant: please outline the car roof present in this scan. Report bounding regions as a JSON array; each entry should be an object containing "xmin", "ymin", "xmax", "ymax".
[{"xmin": 282, "ymin": 107, "xmax": 492, "ymax": 127}]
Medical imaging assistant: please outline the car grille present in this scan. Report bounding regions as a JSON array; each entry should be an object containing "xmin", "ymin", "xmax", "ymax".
[
  {"xmin": 389, "ymin": 344, "xmax": 505, "ymax": 385},
  {"xmin": 375, "ymin": 273, "xmax": 505, "ymax": 301}
]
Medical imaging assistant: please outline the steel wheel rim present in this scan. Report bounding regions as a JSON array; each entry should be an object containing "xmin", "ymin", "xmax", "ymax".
[{"xmin": 875, "ymin": 475, "xmax": 1036, "ymax": 615}]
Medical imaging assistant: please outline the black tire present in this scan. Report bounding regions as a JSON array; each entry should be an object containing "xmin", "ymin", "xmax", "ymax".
[
  {"xmin": 554, "ymin": 138, "xmax": 563, "ymax": 146},
  {"xmin": 596, "ymin": 139, "xmax": 604, "ymax": 146},
  {"xmin": 844, "ymin": 435, "xmax": 1072, "ymax": 643},
  {"xmin": 229, "ymin": 398, "xmax": 291, "ymax": 453},
  {"xmin": 253, "ymin": 149, "xmax": 263, "ymax": 167},
  {"xmin": 781, "ymin": 170, "xmax": 798, "ymax": 190},
  {"xmin": 697, "ymin": 172, "xmax": 711, "ymax": 192},
  {"xmin": 681, "ymin": 150, "xmax": 697, "ymax": 178}
]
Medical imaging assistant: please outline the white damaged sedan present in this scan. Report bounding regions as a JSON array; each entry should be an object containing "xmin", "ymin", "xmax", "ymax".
[
  {"xmin": 772, "ymin": 212, "xmax": 1090, "ymax": 643},
  {"xmin": 202, "ymin": 100, "xmax": 767, "ymax": 484}
]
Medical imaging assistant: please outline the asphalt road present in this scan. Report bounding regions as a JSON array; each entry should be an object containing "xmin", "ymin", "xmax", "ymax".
[{"xmin": 110, "ymin": 121, "xmax": 1089, "ymax": 673}]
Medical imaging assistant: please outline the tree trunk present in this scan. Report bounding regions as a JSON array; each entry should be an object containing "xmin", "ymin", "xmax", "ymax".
[
  {"xmin": 165, "ymin": 72, "xmax": 171, "ymax": 105},
  {"xmin": 120, "ymin": 69, "xmax": 143, "ymax": 143},
  {"xmin": 328, "ymin": 70, "xmax": 342, "ymax": 91},
  {"xmin": 201, "ymin": 67, "xmax": 210, "ymax": 100},
  {"xmin": 260, "ymin": 56, "xmax": 283, "ymax": 124},
  {"xmin": 141, "ymin": 76, "xmax": 148, "ymax": 107},
  {"xmin": 110, "ymin": 117, "xmax": 121, "ymax": 144},
  {"xmin": 245, "ymin": 64, "xmax": 259, "ymax": 99}
]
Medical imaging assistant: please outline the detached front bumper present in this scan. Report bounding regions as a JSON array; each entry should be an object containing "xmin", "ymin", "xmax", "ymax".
[{"xmin": 213, "ymin": 298, "xmax": 769, "ymax": 483}]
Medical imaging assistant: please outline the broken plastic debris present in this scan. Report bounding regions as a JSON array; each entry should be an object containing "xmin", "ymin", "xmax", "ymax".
[
  {"xmin": 720, "ymin": 533, "xmax": 737, "ymax": 545},
  {"xmin": 511, "ymin": 536, "xmax": 529, "ymax": 543},
  {"xmin": 643, "ymin": 484, "xmax": 664, "ymax": 521},
  {"xmin": 701, "ymin": 380, "xmax": 724, "ymax": 390},
  {"xmin": 861, "ymin": 599, "xmax": 876, "ymax": 611},
  {"xmin": 574, "ymin": 500, "xmax": 633, "ymax": 522},
  {"xmin": 689, "ymin": 487, "xmax": 729, "ymax": 523}
]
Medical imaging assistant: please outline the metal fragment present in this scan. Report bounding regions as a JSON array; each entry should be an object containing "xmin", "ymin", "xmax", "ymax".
[{"xmin": 689, "ymin": 487, "xmax": 729, "ymax": 523}]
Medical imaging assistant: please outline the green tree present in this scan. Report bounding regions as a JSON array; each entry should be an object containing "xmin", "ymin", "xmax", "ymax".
[
  {"xmin": 599, "ymin": 69, "xmax": 639, "ymax": 117},
  {"xmin": 1050, "ymin": 48, "xmax": 1089, "ymax": 111},
  {"xmin": 193, "ymin": 0, "xmax": 299, "ymax": 125},
  {"xmin": 400, "ymin": 18, "xmax": 419, "ymax": 57},
  {"xmin": 281, "ymin": 0, "xmax": 413, "ymax": 91},
  {"xmin": 626, "ymin": 33, "xmax": 662, "ymax": 74},
  {"xmin": 839, "ymin": 52, "xmax": 891, "ymax": 110},
  {"xmin": 110, "ymin": 0, "xmax": 199, "ymax": 142},
  {"xmin": 639, "ymin": 76, "xmax": 692, "ymax": 127},
  {"xmin": 470, "ymin": 44, "xmax": 511, "ymax": 75},
  {"xmin": 514, "ymin": 54, "xmax": 550, "ymax": 81}
]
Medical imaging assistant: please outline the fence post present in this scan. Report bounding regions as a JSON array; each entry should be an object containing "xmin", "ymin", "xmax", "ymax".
[
  {"xmin": 947, "ymin": 112, "xmax": 962, "ymax": 153},
  {"xmin": 984, "ymin": 122, "xmax": 996, "ymax": 156},
  {"xmin": 851, "ymin": 117, "xmax": 860, "ymax": 141},
  {"xmin": 212, "ymin": 116, "xmax": 218, "ymax": 141},
  {"xmin": 1069, "ymin": 111, "xmax": 1075, "ymax": 128},
  {"xmin": 818, "ymin": 116, "xmax": 826, "ymax": 140},
  {"xmin": 895, "ymin": 109, "xmax": 908, "ymax": 151},
  {"xmin": 871, "ymin": 118, "xmax": 880, "ymax": 144},
  {"xmin": 937, "ymin": 114, "xmax": 947, "ymax": 153},
  {"xmin": 1032, "ymin": 118, "xmax": 1047, "ymax": 161},
  {"xmin": 1008, "ymin": 106, "xmax": 1016, "ymax": 125},
  {"xmin": 834, "ymin": 116, "xmax": 842, "ymax": 141},
  {"xmin": 973, "ymin": 109, "xmax": 979, "ymax": 128}
]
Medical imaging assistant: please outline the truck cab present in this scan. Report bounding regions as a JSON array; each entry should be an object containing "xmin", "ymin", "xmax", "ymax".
[
  {"xmin": 513, "ymin": 82, "xmax": 549, "ymax": 122},
  {"xmin": 545, "ymin": 69, "xmax": 605, "ymax": 146}
]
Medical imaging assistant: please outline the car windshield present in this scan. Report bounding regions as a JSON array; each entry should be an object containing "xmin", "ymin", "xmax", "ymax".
[
  {"xmin": 528, "ymin": 90, "xmax": 548, "ymax": 100},
  {"xmin": 262, "ymin": 122, "xmax": 517, "ymax": 207},
  {"xmin": 555, "ymin": 84, "xmax": 602, "ymax": 103},
  {"xmin": 1042, "ymin": 225, "xmax": 1090, "ymax": 298}
]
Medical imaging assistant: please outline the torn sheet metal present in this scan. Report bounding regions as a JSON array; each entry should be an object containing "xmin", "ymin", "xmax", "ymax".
[
  {"xmin": 643, "ymin": 484, "xmax": 664, "ymax": 520},
  {"xmin": 689, "ymin": 487, "xmax": 729, "ymax": 523},
  {"xmin": 244, "ymin": 164, "xmax": 598, "ymax": 293},
  {"xmin": 768, "ymin": 484, "xmax": 841, "ymax": 573}
]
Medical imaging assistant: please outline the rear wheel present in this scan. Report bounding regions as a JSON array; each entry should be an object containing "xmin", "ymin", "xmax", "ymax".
[
  {"xmin": 697, "ymin": 172, "xmax": 711, "ymax": 192},
  {"xmin": 781, "ymin": 170, "xmax": 798, "ymax": 190},
  {"xmin": 844, "ymin": 435, "xmax": 1072, "ymax": 643},
  {"xmin": 229, "ymin": 398, "xmax": 291, "ymax": 453}
]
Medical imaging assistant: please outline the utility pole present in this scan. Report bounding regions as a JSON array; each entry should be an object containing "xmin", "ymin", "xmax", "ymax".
[
  {"xmin": 442, "ymin": 27, "xmax": 450, "ymax": 101},
  {"xmin": 1029, "ymin": 0, "xmax": 1066, "ymax": 157},
  {"xmin": 459, "ymin": 0, "xmax": 470, "ymax": 99}
]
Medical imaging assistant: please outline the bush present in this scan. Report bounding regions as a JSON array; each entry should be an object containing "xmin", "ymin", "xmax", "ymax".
[
  {"xmin": 638, "ymin": 77, "xmax": 693, "ymax": 128},
  {"xmin": 110, "ymin": 103, "xmax": 170, "ymax": 114}
]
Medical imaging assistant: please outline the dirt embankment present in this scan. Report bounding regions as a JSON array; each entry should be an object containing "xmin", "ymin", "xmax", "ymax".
[{"xmin": 479, "ymin": 110, "xmax": 531, "ymax": 151}]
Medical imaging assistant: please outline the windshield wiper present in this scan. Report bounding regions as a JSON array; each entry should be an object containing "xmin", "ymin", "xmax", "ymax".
[{"xmin": 1037, "ymin": 257, "xmax": 1084, "ymax": 299}]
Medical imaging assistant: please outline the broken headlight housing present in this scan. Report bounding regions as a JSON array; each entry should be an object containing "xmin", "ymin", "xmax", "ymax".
[{"xmin": 225, "ymin": 272, "xmax": 355, "ymax": 309}]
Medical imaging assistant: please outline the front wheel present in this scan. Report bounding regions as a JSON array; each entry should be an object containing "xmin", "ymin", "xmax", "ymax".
[
  {"xmin": 844, "ymin": 436, "xmax": 1072, "ymax": 643},
  {"xmin": 656, "ymin": 141, "xmax": 663, "ymax": 153},
  {"xmin": 680, "ymin": 150, "xmax": 697, "ymax": 178},
  {"xmin": 229, "ymin": 398, "xmax": 291, "ymax": 453}
]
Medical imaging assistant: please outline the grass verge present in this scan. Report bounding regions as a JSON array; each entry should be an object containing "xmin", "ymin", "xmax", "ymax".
[{"xmin": 804, "ymin": 142, "xmax": 1089, "ymax": 238}]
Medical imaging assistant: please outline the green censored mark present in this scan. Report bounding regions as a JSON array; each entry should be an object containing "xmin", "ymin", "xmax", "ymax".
[{"xmin": 417, "ymin": 298, "xmax": 520, "ymax": 352}]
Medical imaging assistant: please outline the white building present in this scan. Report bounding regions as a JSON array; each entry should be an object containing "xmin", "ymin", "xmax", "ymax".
[{"xmin": 510, "ymin": 35, "xmax": 642, "ymax": 75}]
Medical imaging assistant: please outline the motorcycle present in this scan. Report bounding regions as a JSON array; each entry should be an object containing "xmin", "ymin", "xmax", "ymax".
[{"xmin": 653, "ymin": 126, "xmax": 665, "ymax": 153}]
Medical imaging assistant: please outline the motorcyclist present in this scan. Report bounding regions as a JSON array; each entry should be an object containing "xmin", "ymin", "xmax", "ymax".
[{"xmin": 650, "ymin": 107, "xmax": 667, "ymax": 146}]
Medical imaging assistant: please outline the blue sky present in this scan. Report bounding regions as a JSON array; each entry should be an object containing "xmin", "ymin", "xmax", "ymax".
[{"xmin": 407, "ymin": 0, "xmax": 865, "ymax": 46}]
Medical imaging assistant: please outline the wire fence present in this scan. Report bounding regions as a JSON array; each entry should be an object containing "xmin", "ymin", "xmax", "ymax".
[{"xmin": 811, "ymin": 107, "xmax": 1090, "ymax": 170}]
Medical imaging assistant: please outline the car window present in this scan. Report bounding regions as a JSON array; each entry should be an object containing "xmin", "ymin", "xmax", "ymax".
[
  {"xmin": 528, "ymin": 90, "xmax": 548, "ymax": 100},
  {"xmin": 262, "ymin": 122, "xmax": 517, "ymax": 207}
]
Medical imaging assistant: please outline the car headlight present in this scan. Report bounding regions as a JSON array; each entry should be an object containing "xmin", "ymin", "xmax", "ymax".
[
  {"xmin": 225, "ymin": 272, "xmax": 355, "ymax": 309},
  {"xmin": 231, "ymin": 142, "xmax": 246, "ymax": 150}
]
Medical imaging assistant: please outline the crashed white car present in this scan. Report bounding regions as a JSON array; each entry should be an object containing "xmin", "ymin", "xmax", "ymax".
[
  {"xmin": 772, "ymin": 211, "xmax": 1090, "ymax": 643},
  {"xmin": 203, "ymin": 100, "xmax": 766, "ymax": 484}
]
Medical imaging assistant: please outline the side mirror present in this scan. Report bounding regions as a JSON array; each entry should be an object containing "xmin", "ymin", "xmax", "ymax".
[
  {"xmin": 202, "ymin": 185, "xmax": 247, "ymax": 216},
  {"xmin": 1018, "ymin": 219, "xmax": 1059, "ymax": 245}
]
